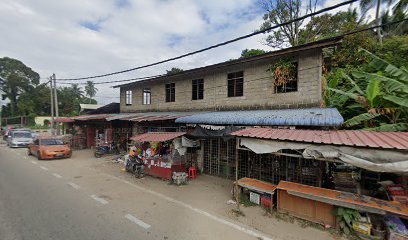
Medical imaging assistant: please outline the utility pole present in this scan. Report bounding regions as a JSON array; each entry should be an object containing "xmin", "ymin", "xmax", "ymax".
[
  {"xmin": 53, "ymin": 73, "xmax": 60, "ymax": 135},
  {"xmin": 50, "ymin": 77, "xmax": 55, "ymax": 135}
]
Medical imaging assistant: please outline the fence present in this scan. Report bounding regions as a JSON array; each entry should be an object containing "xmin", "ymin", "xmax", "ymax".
[{"xmin": 202, "ymin": 137, "xmax": 324, "ymax": 187}]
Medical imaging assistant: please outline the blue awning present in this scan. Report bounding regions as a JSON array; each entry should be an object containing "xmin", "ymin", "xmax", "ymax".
[{"xmin": 175, "ymin": 108, "xmax": 343, "ymax": 127}]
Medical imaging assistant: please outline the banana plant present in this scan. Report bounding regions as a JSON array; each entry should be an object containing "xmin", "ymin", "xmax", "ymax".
[{"xmin": 327, "ymin": 49, "xmax": 408, "ymax": 131}]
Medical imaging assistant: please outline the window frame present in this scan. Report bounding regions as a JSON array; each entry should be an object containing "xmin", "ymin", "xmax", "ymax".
[
  {"xmin": 125, "ymin": 90, "xmax": 132, "ymax": 105},
  {"xmin": 227, "ymin": 71, "xmax": 244, "ymax": 97},
  {"xmin": 165, "ymin": 83, "xmax": 175, "ymax": 102},
  {"xmin": 275, "ymin": 62, "xmax": 298, "ymax": 94},
  {"xmin": 142, "ymin": 88, "xmax": 151, "ymax": 105},
  {"xmin": 192, "ymin": 79, "xmax": 204, "ymax": 100}
]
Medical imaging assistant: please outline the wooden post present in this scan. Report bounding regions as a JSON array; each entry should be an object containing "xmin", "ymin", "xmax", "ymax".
[
  {"xmin": 235, "ymin": 138, "xmax": 240, "ymax": 211},
  {"xmin": 53, "ymin": 74, "xmax": 60, "ymax": 135},
  {"xmin": 50, "ymin": 78, "xmax": 55, "ymax": 135}
]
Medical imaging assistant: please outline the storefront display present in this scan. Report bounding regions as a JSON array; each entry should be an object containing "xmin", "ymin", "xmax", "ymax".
[{"xmin": 130, "ymin": 132, "xmax": 187, "ymax": 180}]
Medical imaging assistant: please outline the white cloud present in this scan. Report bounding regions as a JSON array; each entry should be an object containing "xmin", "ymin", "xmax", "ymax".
[{"xmin": 0, "ymin": 0, "xmax": 365, "ymax": 105}]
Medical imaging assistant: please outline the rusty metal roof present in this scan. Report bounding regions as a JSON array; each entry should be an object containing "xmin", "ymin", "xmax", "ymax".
[
  {"xmin": 105, "ymin": 112, "xmax": 203, "ymax": 122},
  {"xmin": 54, "ymin": 117, "xmax": 74, "ymax": 123},
  {"xmin": 231, "ymin": 128, "xmax": 408, "ymax": 150},
  {"xmin": 130, "ymin": 132, "xmax": 186, "ymax": 142},
  {"xmin": 70, "ymin": 114, "xmax": 115, "ymax": 121},
  {"xmin": 277, "ymin": 181, "xmax": 408, "ymax": 217}
]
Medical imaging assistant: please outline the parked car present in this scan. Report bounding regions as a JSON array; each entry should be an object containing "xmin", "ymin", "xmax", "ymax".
[
  {"xmin": 28, "ymin": 137, "xmax": 72, "ymax": 160},
  {"xmin": 7, "ymin": 130, "xmax": 34, "ymax": 147}
]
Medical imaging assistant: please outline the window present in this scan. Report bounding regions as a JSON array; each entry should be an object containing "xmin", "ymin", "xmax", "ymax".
[
  {"xmin": 142, "ymin": 88, "xmax": 151, "ymax": 105},
  {"xmin": 125, "ymin": 90, "xmax": 132, "ymax": 105},
  {"xmin": 192, "ymin": 79, "xmax": 204, "ymax": 100},
  {"xmin": 227, "ymin": 71, "xmax": 244, "ymax": 97},
  {"xmin": 275, "ymin": 62, "xmax": 298, "ymax": 93},
  {"xmin": 165, "ymin": 83, "xmax": 175, "ymax": 102}
]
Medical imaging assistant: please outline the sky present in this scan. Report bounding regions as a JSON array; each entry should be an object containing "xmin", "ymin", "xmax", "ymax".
[{"xmin": 0, "ymin": 0, "xmax": 369, "ymax": 105}]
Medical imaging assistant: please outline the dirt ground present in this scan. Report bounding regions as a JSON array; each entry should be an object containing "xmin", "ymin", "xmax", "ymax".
[{"xmin": 67, "ymin": 149, "xmax": 341, "ymax": 240}]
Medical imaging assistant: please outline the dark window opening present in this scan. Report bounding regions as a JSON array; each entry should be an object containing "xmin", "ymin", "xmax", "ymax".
[
  {"xmin": 275, "ymin": 62, "xmax": 298, "ymax": 93},
  {"xmin": 143, "ymin": 88, "xmax": 151, "ymax": 105},
  {"xmin": 192, "ymin": 79, "xmax": 204, "ymax": 100},
  {"xmin": 227, "ymin": 71, "xmax": 244, "ymax": 97},
  {"xmin": 125, "ymin": 90, "xmax": 132, "ymax": 105},
  {"xmin": 165, "ymin": 83, "xmax": 175, "ymax": 102}
]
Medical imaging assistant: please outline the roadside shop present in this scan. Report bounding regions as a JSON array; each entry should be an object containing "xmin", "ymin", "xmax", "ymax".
[{"xmin": 229, "ymin": 128, "xmax": 408, "ymax": 239}]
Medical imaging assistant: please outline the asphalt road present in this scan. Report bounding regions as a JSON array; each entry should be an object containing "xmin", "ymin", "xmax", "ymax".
[{"xmin": 0, "ymin": 144, "xmax": 275, "ymax": 240}]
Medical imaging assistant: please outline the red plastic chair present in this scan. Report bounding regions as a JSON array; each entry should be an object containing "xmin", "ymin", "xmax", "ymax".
[{"xmin": 188, "ymin": 167, "xmax": 197, "ymax": 180}]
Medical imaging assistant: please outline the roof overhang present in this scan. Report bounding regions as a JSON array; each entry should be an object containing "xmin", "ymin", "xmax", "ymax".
[{"xmin": 130, "ymin": 132, "xmax": 186, "ymax": 142}]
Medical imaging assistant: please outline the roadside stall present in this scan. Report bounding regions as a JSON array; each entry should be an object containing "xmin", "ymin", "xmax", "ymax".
[
  {"xmin": 230, "ymin": 128, "xmax": 408, "ymax": 239},
  {"xmin": 129, "ymin": 132, "xmax": 187, "ymax": 180}
]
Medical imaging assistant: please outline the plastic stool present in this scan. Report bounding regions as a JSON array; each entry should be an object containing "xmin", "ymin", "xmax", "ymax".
[{"xmin": 188, "ymin": 167, "xmax": 197, "ymax": 180}]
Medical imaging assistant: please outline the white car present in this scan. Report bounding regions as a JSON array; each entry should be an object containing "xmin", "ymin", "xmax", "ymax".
[{"xmin": 7, "ymin": 130, "xmax": 34, "ymax": 148}]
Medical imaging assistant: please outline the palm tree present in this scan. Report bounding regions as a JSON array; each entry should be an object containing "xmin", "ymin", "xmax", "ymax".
[
  {"xmin": 360, "ymin": 0, "xmax": 406, "ymax": 43},
  {"xmin": 70, "ymin": 84, "xmax": 84, "ymax": 99},
  {"xmin": 84, "ymin": 81, "xmax": 98, "ymax": 103}
]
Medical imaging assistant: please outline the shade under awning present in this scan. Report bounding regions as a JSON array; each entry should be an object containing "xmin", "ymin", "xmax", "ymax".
[
  {"xmin": 238, "ymin": 137, "xmax": 408, "ymax": 173},
  {"xmin": 130, "ymin": 132, "xmax": 186, "ymax": 142}
]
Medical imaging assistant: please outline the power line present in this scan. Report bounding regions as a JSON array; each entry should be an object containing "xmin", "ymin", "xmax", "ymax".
[
  {"xmin": 56, "ymin": 74, "xmax": 164, "ymax": 82},
  {"xmin": 55, "ymin": 17, "xmax": 408, "ymax": 86},
  {"xmin": 56, "ymin": 0, "xmax": 359, "ymax": 81}
]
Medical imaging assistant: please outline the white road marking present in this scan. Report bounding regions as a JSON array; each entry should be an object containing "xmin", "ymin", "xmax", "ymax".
[
  {"xmin": 67, "ymin": 182, "xmax": 80, "ymax": 189},
  {"xmin": 52, "ymin": 173, "xmax": 62, "ymax": 179},
  {"xmin": 31, "ymin": 160, "xmax": 38, "ymax": 165},
  {"xmin": 125, "ymin": 214, "xmax": 151, "ymax": 229},
  {"xmin": 23, "ymin": 156, "xmax": 27, "ymax": 159},
  {"xmin": 40, "ymin": 166, "xmax": 49, "ymax": 171},
  {"xmin": 98, "ymin": 172, "xmax": 273, "ymax": 240},
  {"xmin": 90, "ymin": 195, "xmax": 109, "ymax": 205}
]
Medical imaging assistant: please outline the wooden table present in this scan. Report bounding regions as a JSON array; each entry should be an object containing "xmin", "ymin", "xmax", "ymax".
[{"xmin": 235, "ymin": 177, "xmax": 276, "ymax": 211}]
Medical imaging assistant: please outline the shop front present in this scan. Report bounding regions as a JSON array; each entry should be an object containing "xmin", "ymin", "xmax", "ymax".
[
  {"xmin": 129, "ymin": 132, "xmax": 189, "ymax": 180},
  {"xmin": 230, "ymin": 128, "xmax": 408, "ymax": 239}
]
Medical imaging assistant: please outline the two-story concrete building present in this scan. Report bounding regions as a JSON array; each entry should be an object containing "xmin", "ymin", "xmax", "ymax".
[
  {"xmin": 111, "ymin": 38, "xmax": 344, "ymax": 181},
  {"xmin": 116, "ymin": 38, "xmax": 342, "ymax": 113}
]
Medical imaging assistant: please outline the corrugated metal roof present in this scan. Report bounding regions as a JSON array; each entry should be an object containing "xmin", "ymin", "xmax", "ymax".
[
  {"xmin": 175, "ymin": 108, "xmax": 343, "ymax": 127},
  {"xmin": 54, "ymin": 117, "xmax": 74, "ymax": 123},
  {"xmin": 106, "ymin": 112, "xmax": 204, "ymax": 122},
  {"xmin": 130, "ymin": 132, "xmax": 186, "ymax": 142},
  {"xmin": 70, "ymin": 114, "xmax": 116, "ymax": 121},
  {"xmin": 231, "ymin": 128, "xmax": 408, "ymax": 150}
]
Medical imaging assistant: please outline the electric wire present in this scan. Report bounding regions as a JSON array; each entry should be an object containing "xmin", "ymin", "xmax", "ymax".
[
  {"xmin": 56, "ymin": 17, "xmax": 408, "ymax": 87},
  {"xmin": 55, "ymin": 0, "xmax": 360, "ymax": 81}
]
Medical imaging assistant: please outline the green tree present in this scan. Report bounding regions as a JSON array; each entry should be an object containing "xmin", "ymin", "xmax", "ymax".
[
  {"xmin": 240, "ymin": 49, "xmax": 268, "ymax": 58},
  {"xmin": 166, "ymin": 67, "xmax": 183, "ymax": 75},
  {"xmin": 298, "ymin": 10, "xmax": 361, "ymax": 44},
  {"xmin": 84, "ymin": 81, "xmax": 98, "ymax": 103},
  {"xmin": 259, "ymin": 0, "xmax": 318, "ymax": 47},
  {"xmin": 71, "ymin": 84, "xmax": 84, "ymax": 99},
  {"xmin": 0, "ymin": 57, "xmax": 40, "ymax": 116}
]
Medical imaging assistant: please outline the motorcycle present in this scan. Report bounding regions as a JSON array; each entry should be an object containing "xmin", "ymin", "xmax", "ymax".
[
  {"xmin": 125, "ymin": 155, "xmax": 144, "ymax": 178},
  {"xmin": 95, "ymin": 143, "xmax": 119, "ymax": 158}
]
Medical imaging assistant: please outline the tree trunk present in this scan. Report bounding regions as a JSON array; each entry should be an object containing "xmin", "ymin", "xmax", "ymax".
[{"xmin": 375, "ymin": 0, "xmax": 382, "ymax": 44}]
